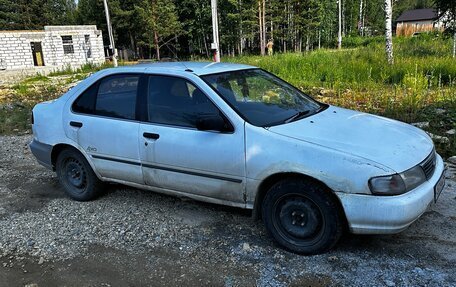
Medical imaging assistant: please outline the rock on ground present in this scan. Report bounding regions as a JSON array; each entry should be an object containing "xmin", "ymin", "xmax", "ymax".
[
  {"xmin": 426, "ymin": 132, "xmax": 450, "ymax": 144},
  {"xmin": 411, "ymin": 122, "xmax": 430, "ymax": 129}
]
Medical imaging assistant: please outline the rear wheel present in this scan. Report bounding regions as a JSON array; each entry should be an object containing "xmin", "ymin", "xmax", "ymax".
[
  {"xmin": 56, "ymin": 148, "xmax": 104, "ymax": 201},
  {"xmin": 262, "ymin": 178, "xmax": 343, "ymax": 255}
]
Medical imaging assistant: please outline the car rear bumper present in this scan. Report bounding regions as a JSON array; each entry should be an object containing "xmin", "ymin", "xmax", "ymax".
[
  {"xmin": 29, "ymin": 139, "xmax": 53, "ymax": 170},
  {"xmin": 336, "ymin": 154, "xmax": 445, "ymax": 234}
]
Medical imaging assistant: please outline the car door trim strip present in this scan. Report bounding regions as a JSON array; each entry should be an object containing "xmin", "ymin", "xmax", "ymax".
[
  {"xmin": 142, "ymin": 163, "xmax": 243, "ymax": 183},
  {"xmin": 91, "ymin": 155, "xmax": 242, "ymax": 183},
  {"xmin": 91, "ymin": 154, "xmax": 141, "ymax": 166}
]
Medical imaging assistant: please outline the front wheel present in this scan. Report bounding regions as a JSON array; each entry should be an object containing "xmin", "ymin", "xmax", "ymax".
[
  {"xmin": 56, "ymin": 148, "xmax": 104, "ymax": 201},
  {"xmin": 262, "ymin": 179, "xmax": 343, "ymax": 255}
]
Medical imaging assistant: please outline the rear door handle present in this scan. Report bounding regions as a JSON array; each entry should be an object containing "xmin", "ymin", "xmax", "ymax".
[
  {"xmin": 70, "ymin": 121, "xmax": 83, "ymax": 128},
  {"xmin": 143, "ymin": 132, "xmax": 159, "ymax": 140}
]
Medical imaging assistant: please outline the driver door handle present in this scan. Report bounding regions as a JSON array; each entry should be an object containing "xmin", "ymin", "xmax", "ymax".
[
  {"xmin": 70, "ymin": 121, "xmax": 83, "ymax": 128},
  {"xmin": 143, "ymin": 132, "xmax": 160, "ymax": 140}
]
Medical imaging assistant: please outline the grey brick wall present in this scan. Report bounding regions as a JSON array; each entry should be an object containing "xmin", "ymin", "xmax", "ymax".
[{"xmin": 0, "ymin": 26, "xmax": 105, "ymax": 71}]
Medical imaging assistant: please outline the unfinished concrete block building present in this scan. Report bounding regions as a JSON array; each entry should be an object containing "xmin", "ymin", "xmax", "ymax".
[{"xmin": 0, "ymin": 25, "xmax": 105, "ymax": 70}]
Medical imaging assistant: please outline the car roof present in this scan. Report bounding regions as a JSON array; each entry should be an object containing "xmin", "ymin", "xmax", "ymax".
[{"xmin": 103, "ymin": 61, "xmax": 257, "ymax": 76}]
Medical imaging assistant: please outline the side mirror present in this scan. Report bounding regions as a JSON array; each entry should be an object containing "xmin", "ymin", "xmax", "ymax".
[{"xmin": 196, "ymin": 114, "xmax": 233, "ymax": 132}]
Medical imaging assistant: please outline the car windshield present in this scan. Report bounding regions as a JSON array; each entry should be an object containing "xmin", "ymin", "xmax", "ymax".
[{"xmin": 202, "ymin": 69, "xmax": 324, "ymax": 127}]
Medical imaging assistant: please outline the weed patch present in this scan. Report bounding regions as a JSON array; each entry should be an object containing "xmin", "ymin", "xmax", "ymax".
[{"xmin": 230, "ymin": 35, "xmax": 456, "ymax": 157}]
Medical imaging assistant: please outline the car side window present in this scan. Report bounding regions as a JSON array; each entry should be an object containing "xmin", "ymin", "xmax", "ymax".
[
  {"xmin": 147, "ymin": 76, "xmax": 220, "ymax": 128},
  {"xmin": 72, "ymin": 74, "xmax": 139, "ymax": 120},
  {"xmin": 95, "ymin": 75, "xmax": 139, "ymax": 120}
]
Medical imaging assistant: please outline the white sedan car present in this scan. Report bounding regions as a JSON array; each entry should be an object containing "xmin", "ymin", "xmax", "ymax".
[{"xmin": 30, "ymin": 62, "xmax": 446, "ymax": 254}]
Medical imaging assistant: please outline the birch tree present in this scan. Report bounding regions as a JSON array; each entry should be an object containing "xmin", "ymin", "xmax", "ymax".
[
  {"xmin": 262, "ymin": 0, "xmax": 266, "ymax": 53},
  {"xmin": 258, "ymin": 0, "xmax": 263, "ymax": 55},
  {"xmin": 258, "ymin": 0, "xmax": 266, "ymax": 56},
  {"xmin": 359, "ymin": 0, "xmax": 363, "ymax": 35},
  {"xmin": 337, "ymin": 0, "xmax": 342, "ymax": 49},
  {"xmin": 385, "ymin": 0, "xmax": 393, "ymax": 64}
]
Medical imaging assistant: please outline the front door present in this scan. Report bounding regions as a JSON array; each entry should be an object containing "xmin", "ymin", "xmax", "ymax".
[
  {"xmin": 139, "ymin": 75, "xmax": 245, "ymax": 204},
  {"xmin": 31, "ymin": 42, "xmax": 44, "ymax": 66},
  {"xmin": 66, "ymin": 74, "xmax": 143, "ymax": 184}
]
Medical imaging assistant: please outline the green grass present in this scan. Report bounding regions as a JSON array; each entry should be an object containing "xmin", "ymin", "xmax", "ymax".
[
  {"xmin": 10, "ymin": 83, "xmax": 30, "ymax": 95},
  {"xmin": 48, "ymin": 62, "xmax": 114, "ymax": 76},
  {"xmin": 231, "ymin": 35, "xmax": 456, "ymax": 90},
  {"xmin": 228, "ymin": 34, "xmax": 456, "ymax": 158},
  {"xmin": 0, "ymin": 62, "xmax": 111, "ymax": 134},
  {"xmin": 0, "ymin": 82, "xmax": 64, "ymax": 134},
  {"xmin": 0, "ymin": 104, "xmax": 31, "ymax": 133},
  {"xmin": 22, "ymin": 74, "xmax": 50, "ymax": 84},
  {"xmin": 1, "ymin": 36, "xmax": 455, "ymax": 158}
]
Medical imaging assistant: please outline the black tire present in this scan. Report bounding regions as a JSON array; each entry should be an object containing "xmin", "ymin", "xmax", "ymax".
[
  {"xmin": 262, "ymin": 178, "xmax": 343, "ymax": 255},
  {"xmin": 56, "ymin": 148, "xmax": 104, "ymax": 201}
]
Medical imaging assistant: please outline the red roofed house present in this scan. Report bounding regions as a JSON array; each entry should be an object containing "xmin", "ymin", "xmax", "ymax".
[{"xmin": 396, "ymin": 9, "xmax": 446, "ymax": 36}]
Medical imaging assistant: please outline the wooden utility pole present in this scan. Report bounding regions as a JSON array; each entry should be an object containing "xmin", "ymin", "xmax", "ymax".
[
  {"xmin": 338, "ymin": 0, "xmax": 342, "ymax": 49},
  {"xmin": 385, "ymin": 0, "xmax": 394, "ymax": 64},
  {"xmin": 103, "ymin": 0, "xmax": 117, "ymax": 67}
]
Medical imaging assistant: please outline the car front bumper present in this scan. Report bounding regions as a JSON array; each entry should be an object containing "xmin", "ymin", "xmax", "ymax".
[
  {"xmin": 29, "ymin": 139, "xmax": 53, "ymax": 170},
  {"xmin": 336, "ymin": 154, "xmax": 445, "ymax": 234}
]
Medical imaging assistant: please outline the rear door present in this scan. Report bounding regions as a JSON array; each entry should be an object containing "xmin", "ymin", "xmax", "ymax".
[
  {"xmin": 66, "ymin": 73, "xmax": 144, "ymax": 184},
  {"xmin": 139, "ymin": 75, "xmax": 245, "ymax": 204}
]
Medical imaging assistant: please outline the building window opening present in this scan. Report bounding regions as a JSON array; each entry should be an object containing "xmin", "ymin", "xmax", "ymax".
[
  {"xmin": 62, "ymin": 35, "xmax": 74, "ymax": 54},
  {"xmin": 84, "ymin": 35, "xmax": 92, "ymax": 58}
]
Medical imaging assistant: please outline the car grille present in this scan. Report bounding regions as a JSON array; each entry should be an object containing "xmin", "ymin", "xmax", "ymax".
[{"xmin": 420, "ymin": 149, "xmax": 436, "ymax": 180}]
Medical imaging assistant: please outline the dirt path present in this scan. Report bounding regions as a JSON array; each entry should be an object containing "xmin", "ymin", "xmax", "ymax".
[{"xmin": 0, "ymin": 135, "xmax": 455, "ymax": 287}]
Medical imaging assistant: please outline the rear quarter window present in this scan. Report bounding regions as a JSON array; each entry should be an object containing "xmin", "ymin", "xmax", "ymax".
[{"xmin": 72, "ymin": 83, "xmax": 97, "ymax": 114}]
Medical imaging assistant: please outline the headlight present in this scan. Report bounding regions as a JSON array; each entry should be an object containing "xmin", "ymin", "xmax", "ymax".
[
  {"xmin": 369, "ymin": 165, "xmax": 426, "ymax": 195},
  {"xmin": 401, "ymin": 165, "xmax": 426, "ymax": 191},
  {"xmin": 369, "ymin": 174, "xmax": 406, "ymax": 195}
]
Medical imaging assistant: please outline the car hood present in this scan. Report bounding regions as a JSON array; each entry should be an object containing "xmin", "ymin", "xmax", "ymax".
[{"xmin": 268, "ymin": 106, "xmax": 434, "ymax": 172}]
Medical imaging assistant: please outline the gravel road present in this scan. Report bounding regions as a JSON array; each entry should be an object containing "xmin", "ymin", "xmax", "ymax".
[{"xmin": 0, "ymin": 135, "xmax": 455, "ymax": 287}]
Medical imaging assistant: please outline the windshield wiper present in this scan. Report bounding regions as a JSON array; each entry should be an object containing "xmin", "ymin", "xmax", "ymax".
[{"xmin": 284, "ymin": 110, "xmax": 311, "ymax": 123}]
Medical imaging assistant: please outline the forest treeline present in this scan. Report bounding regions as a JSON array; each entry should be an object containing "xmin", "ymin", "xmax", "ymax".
[{"xmin": 0, "ymin": 0, "xmax": 441, "ymax": 59}]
